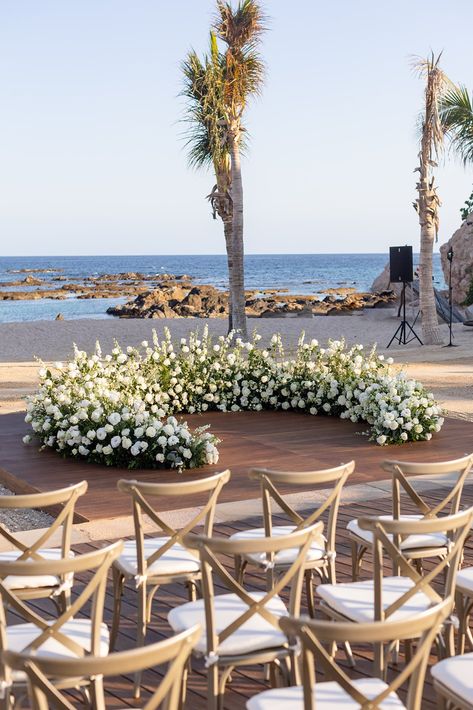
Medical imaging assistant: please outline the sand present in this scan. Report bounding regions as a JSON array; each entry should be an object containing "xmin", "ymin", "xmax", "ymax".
[{"xmin": 1, "ymin": 309, "xmax": 472, "ymax": 417}]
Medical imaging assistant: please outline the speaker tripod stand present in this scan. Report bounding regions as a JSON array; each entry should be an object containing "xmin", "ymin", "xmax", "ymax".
[{"xmin": 386, "ymin": 282, "xmax": 423, "ymax": 348}]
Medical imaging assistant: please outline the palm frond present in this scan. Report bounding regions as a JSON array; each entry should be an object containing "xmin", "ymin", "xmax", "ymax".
[
  {"xmin": 440, "ymin": 85, "xmax": 473, "ymax": 165},
  {"xmin": 412, "ymin": 52, "xmax": 452, "ymax": 159}
]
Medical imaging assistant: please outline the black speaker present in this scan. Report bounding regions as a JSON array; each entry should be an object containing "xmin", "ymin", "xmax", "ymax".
[{"xmin": 389, "ymin": 246, "xmax": 413, "ymax": 283}]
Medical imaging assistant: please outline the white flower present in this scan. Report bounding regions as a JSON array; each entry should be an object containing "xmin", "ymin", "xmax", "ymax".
[
  {"xmin": 108, "ymin": 412, "xmax": 121, "ymax": 426},
  {"xmin": 163, "ymin": 424, "xmax": 174, "ymax": 436},
  {"xmin": 96, "ymin": 428, "xmax": 107, "ymax": 441},
  {"xmin": 376, "ymin": 435, "xmax": 387, "ymax": 445},
  {"xmin": 110, "ymin": 436, "xmax": 121, "ymax": 448},
  {"xmin": 22, "ymin": 435, "xmax": 31, "ymax": 444},
  {"xmin": 102, "ymin": 445, "xmax": 113, "ymax": 455},
  {"xmin": 122, "ymin": 437, "xmax": 132, "ymax": 449},
  {"xmin": 130, "ymin": 443, "xmax": 141, "ymax": 456},
  {"xmin": 145, "ymin": 426, "xmax": 157, "ymax": 437}
]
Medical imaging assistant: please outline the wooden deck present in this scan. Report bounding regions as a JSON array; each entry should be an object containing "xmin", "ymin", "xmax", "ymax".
[
  {"xmin": 13, "ymin": 485, "xmax": 473, "ymax": 708},
  {"xmin": 1, "ymin": 410, "xmax": 473, "ymax": 521}
]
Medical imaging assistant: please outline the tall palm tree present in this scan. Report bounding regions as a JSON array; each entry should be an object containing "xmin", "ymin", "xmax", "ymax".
[
  {"xmin": 412, "ymin": 53, "xmax": 451, "ymax": 344},
  {"xmin": 181, "ymin": 34, "xmax": 235, "ymax": 330},
  {"xmin": 214, "ymin": 0, "xmax": 266, "ymax": 337}
]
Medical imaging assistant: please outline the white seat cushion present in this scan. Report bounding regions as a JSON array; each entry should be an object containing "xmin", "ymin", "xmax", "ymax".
[
  {"xmin": 7, "ymin": 618, "xmax": 109, "ymax": 682},
  {"xmin": 431, "ymin": 652, "xmax": 473, "ymax": 705},
  {"xmin": 247, "ymin": 678, "xmax": 406, "ymax": 709},
  {"xmin": 230, "ymin": 525, "xmax": 326, "ymax": 566},
  {"xmin": 0, "ymin": 548, "xmax": 74, "ymax": 590},
  {"xmin": 317, "ymin": 576, "xmax": 432, "ymax": 623},
  {"xmin": 168, "ymin": 592, "xmax": 288, "ymax": 656},
  {"xmin": 347, "ymin": 515, "xmax": 448, "ymax": 551},
  {"xmin": 115, "ymin": 538, "xmax": 200, "ymax": 578},
  {"xmin": 456, "ymin": 567, "xmax": 473, "ymax": 595}
]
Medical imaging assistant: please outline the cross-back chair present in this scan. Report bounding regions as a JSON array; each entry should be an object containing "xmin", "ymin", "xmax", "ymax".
[
  {"xmin": 431, "ymin": 649, "xmax": 473, "ymax": 710},
  {"xmin": 3, "ymin": 625, "xmax": 200, "ymax": 710},
  {"xmin": 110, "ymin": 470, "xmax": 230, "ymax": 695},
  {"xmin": 0, "ymin": 541, "xmax": 122, "ymax": 710},
  {"xmin": 247, "ymin": 600, "xmax": 452, "ymax": 710},
  {"xmin": 168, "ymin": 522, "xmax": 324, "ymax": 710},
  {"xmin": 319, "ymin": 507, "xmax": 473, "ymax": 670},
  {"xmin": 454, "ymin": 565, "xmax": 473, "ymax": 654},
  {"xmin": 231, "ymin": 462, "xmax": 354, "ymax": 615},
  {"xmin": 0, "ymin": 481, "xmax": 88, "ymax": 612},
  {"xmin": 348, "ymin": 455, "xmax": 473, "ymax": 581}
]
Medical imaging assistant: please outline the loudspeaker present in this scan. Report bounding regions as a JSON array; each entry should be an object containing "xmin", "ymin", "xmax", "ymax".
[{"xmin": 389, "ymin": 246, "xmax": 413, "ymax": 283}]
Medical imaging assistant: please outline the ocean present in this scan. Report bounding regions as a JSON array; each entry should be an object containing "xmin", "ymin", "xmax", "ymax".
[{"xmin": 0, "ymin": 253, "xmax": 445, "ymax": 323}]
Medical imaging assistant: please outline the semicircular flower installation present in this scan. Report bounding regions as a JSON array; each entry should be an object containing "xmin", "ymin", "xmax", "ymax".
[{"xmin": 24, "ymin": 328, "xmax": 444, "ymax": 470}]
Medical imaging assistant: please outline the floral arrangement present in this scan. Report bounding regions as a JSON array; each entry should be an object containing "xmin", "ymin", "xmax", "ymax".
[{"xmin": 24, "ymin": 328, "xmax": 444, "ymax": 469}]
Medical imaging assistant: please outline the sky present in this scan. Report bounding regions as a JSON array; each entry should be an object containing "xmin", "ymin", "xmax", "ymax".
[{"xmin": 1, "ymin": 0, "xmax": 473, "ymax": 257}]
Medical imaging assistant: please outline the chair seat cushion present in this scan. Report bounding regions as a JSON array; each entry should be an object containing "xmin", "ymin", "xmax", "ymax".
[
  {"xmin": 115, "ymin": 538, "xmax": 200, "ymax": 578},
  {"xmin": 7, "ymin": 619, "xmax": 109, "ymax": 682},
  {"xmin": 431, "ymin": 652, "xmax": 473, "ymax": 705},
  {"xmin": 347, "ymin": 515, "xmax": 448, "ymax": 551},
  {"xmin": 229, "ymin": 525, "xmax": 326, "ymax": 567},
  {"xmin": 456, "ymin": 567, "xmax": 473, "ymax": 595},
  {"xmin": 246, "ymin": 678, "xmax": 406, "ymax": 709},
  {"xmin": 0, "ymin": 548, "xmax": 74, "ymax": 590},
  {"xmin": 168, "ymin": 592, "xmax": 288, "ymax": 657},
  {"xmin": 317, "ymin": 576, "xmax": 432, "ymax": 623}
]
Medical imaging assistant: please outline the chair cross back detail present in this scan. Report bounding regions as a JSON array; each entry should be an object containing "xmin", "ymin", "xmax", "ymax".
[
  {"xmin": 0, "ymin": 482, "xmax": 87, "ymax": 563},
  {"xmin": 118, "ymin": 470, "xmax": 230, "ymax": 577},
  {"xmin": 4, "ymin": 625, "xmax": 200, "ymax": 710},
  {"xmin": 0, "ymin": 542, "xmax": 122, "ymax": 667},
  {"xmin": 358, "ymin": 508, "xmax": 473, "ymax": 621},
  {"xmin": 280, "ymin": 602, "xmax": 451, "ymax": 710},
  {"xmin": 382, "ymin": 455, "xmax": 473, "ymax": 521},
  {"xmin": 185, "ymin": 523, "xmax": 323, "ymax": 652},
  {"xmin": 250, "ymin": 461, "xmax": 354, "ymax": 546}
]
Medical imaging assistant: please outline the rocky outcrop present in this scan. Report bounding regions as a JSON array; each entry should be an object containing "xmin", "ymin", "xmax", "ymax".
[
  {"xmin": 107, "ymin": 285, "xmax": 396, "ymax": 319},
  {"xmin": 440, "ymin": 215, "xmax": 473, "ymax": 304},
  {"xmin": 370, "ymin": 263, "xmax": 404, "ymax": 298}
]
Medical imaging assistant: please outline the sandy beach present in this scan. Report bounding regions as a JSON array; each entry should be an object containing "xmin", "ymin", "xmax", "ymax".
[{"xmin": 1, "ymin": 308, "xmax": 472, "ymax": 418}]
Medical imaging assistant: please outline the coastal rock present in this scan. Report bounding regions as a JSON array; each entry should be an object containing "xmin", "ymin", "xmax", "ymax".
[
  {"xmin": 440, "ymin": 215, "xmax": 473, "ymax": 304},
  {"xmin": 370, "ymin": 263, "xmax": 403, "ymax": 297},
  {"xmin": 55, "ymin": 313, "xmax": 64, "ymax": 320},
  {"xmin": 22, "ymin": 275, "xmax": 43, "ymax": 285}
]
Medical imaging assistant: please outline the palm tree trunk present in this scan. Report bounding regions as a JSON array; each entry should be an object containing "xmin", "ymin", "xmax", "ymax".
[
  {"xmin": 417, "ymin": 178, "xmax": 443, "ymax": 344},
  {"xmin": 223, "ymin": 217, "xmax": 234, "ymax": 331},
  {"xmin": 229, "ymin": 133, "xmax": 248, "ymax": 338}
]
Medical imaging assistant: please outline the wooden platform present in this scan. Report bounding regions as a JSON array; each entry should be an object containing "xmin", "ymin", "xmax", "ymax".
[
  {"xmin": 1, "ymin": 410, "xmax": 472, "ymax": 521},
  {"xmin": 14, "ymin": 486, "xmax": 473, "ymax": 708}
]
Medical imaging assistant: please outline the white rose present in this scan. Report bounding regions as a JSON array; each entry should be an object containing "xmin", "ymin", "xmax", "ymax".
[
  {"xmin": 102, "ymin": 445, "xmax": 113, "ymax": 455},
  {"xmin": 22, "ymin": 435, "xmax": 31, "ymax": 444},
  {"xmin": 108, "ymin": 412, "xmax": 121, "ymax": 426},
  {"xmin": 110, "ymin": 436, "xmax": 121, "ymax": 448},
  {"xmin": 121, "ymin": 437, "xmax": 132, "ymax": 449},
  {"xmin": 156, "ymin": 453, "xmax": 165, "ymax": 463},
  {"xmin": 96, "ymin": 428, "xmax": 107, "ymax": 441},
  {"xmin": 134, "ymin": 427, "xmax": 144, "ymax": 438},
  {"xmin": 163, "ymin": 424, "xmax": 174, "ymax": 436},
  {"xmin": 376, "ymin": 435, "xmax": 387, "ymax": 445},
  {"xmin": 145, "ymin": 426, "xmax": 157, "ymax": 437},
  {"xmin": 130, "ymin": 443, "xmax": 141, "ymax": 456}
]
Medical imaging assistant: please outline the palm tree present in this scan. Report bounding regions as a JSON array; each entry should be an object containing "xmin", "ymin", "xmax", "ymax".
[
  {"xmin": 214, "ymin": 0, "xmax": 266, "ymax": 337},
  {"xmin": 412, "ymin": 53, "xmax": 451, "ymax": 344},
  {"xmin": 181, "ymin": 34, "xmax": 235, "ymax": 330}
]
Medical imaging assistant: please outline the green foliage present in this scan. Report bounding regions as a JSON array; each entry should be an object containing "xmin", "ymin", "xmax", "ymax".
[
  {"xmin": 440, "ymin": 85, "xmax": 473, "ymax": 166},
  {"xmin": 460, "ymin": 186, "xmax": 473, "ymax": 221},
  {"xmin": 463, "ymin": 275, "xmax": 473, "ymax": 306}
]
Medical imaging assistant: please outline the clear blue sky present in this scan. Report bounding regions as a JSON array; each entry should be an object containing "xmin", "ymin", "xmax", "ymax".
[{"xmin": 1, "ymin": 0, "xmax": 473, "ymax": 256}]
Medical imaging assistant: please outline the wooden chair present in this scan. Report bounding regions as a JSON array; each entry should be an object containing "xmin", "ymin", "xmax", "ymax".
[
  {"xmin": 0, "ymin": 541, "xmax": 122, "ymax": 710},
  {"xmin": 230, "ymin": 462, "xmax": 354, "ymax": 615},
  {"xmin": 3, "ymin": 625, "xmax": 200, "ymax": 710},
  {"xmin": 0, "ymin": 481, "xmax": 87, "ymax": 612},
  {"xmin": 318, "ymin": 507, "xmax": 473, "ymax": 671},
  {"xmin": 347, "ymin": 455, "xmax": 473, "ymax": 581},
  {"xmin": 168, "ymin": 522, "xmax": 324, "ymax": 710},
  {"xmin": 455, "ymin": 566, "xmax": 473, "ymax": 654},
  {"xmin": 432, "ymin": 651, "xmax": 473, "ymax": 710},
  {"xmin": 247, "ymin": 600, "xmax": 452, "ymax": 710},
  {"xmin": 110, "ymin": 470, "xmax": 230, "ymax": 694}
]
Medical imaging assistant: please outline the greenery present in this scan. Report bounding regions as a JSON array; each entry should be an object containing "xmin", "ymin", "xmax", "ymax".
[{"xmin": 460, "ymin": 186, "xmax": 473, "ymax": 221}]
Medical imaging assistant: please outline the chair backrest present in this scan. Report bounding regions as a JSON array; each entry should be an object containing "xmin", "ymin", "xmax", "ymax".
[
  {"xmin": 117, "ymin": 470, "xmax": 230, "ymax": 578},
  {"xmin": 3, "ymin": 625, "xmax": 200, "ymax": 710},
  {"xmin": 0, "ymin": 542, "xmax": 123, "ymax": 691},
  {"xmin": 356, "ymin": 507, "xmax": 473, "ymax": 621},
  {"xmin": 0, "ymin": 481, "xmax": 88, "ymax": 561},
  {"xmin": 280, "ymin": 599, "xmax": 452, "ymax": 710},
  {"xmin": 382, "ymin": 454, "xmax": 473, "ymax": 520},
  {"xmin": 183, "ymin": 523, "xmax": 324, "ymax": 662},
  {"xmin": 249, "ymin": 461, "xmax": 354, "ymax": 564}
]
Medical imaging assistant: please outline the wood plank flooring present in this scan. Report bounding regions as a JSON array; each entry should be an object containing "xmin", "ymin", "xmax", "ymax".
[{"xmin": 1, "ymin": 410, "xmax": 472, "ymax": 520}]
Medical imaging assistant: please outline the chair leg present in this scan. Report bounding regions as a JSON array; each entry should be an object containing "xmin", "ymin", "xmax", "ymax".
[
  {"xmin": 89, "ymin": 674, "xmax": 106, "ymax": 710},
  {"xmin": 351, "ymin": 540, "xmax": 366, "ymax": 581},
  {"xmin": 110, "ymin": 567, "xmax": 124, "ymax": 652},
  {"xmin": 305, "ymin": 569, "xmax": 315, "ymax": 618},
  {"xmin": 207, "ymin": 663, "xmax": 219, "ymax": 710},
  {"xmin": 133, "ymin": 582, "xmax": 148, "ymax": 699}
]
